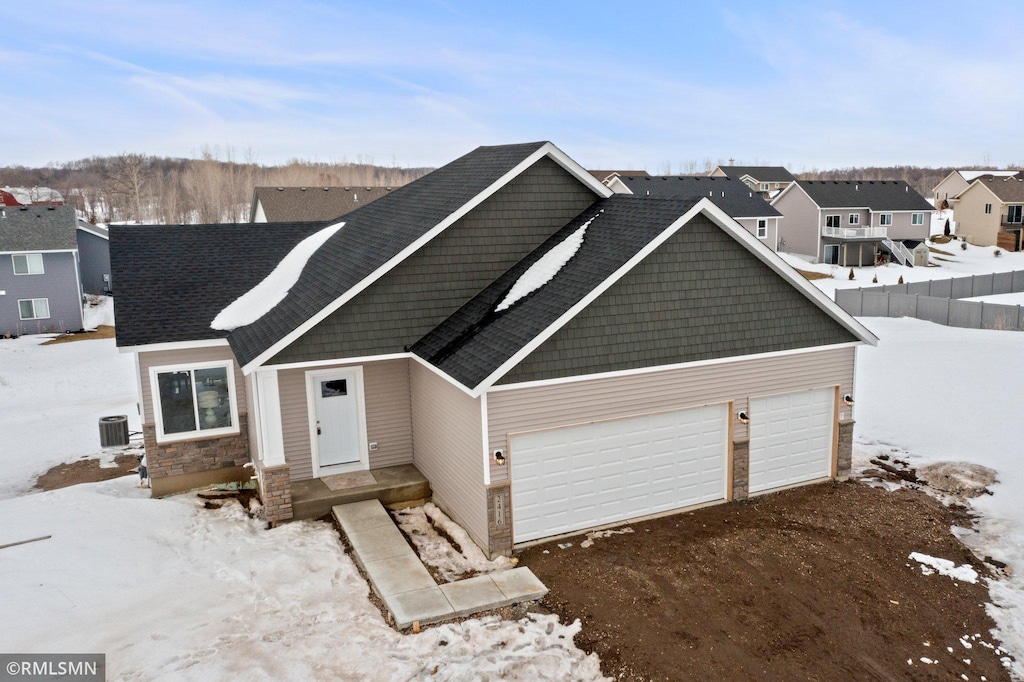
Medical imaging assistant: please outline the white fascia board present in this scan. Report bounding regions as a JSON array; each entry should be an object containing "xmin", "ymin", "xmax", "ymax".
[
  {"xmin": 486, "ymin": 342, "xmax": 864, "ymax": 393},
  {"xmin": 408, "ymin": 353, "xmax": 477, "ymax": 397},
  {"xmin": 117, "ymin": 338, "xmax": 230, "ymax": 354},
  {"xmin": 605, "ymin": 176, "xmax": 633, "ymax": 194},
  {"xmin": 468, "ymin": 202, "xmax": 709, "ymax": 397},
  {"xmin": 240, "ymin": 142, "xmax": 610, "ymax": 374},
  {"xmin": 255, "ymin": 351, "xmax": 410, "ymax": 373},
  {"xmin": 0, "ymin": 249, "xmax": 77, "ymax": 255},
  {"xmin": 76, "ymin": 224, "xmax": 109, "ymax": 240},
  {"xmin": 696, "ymin": 200, "xmax": 879, "ymax": 346}
]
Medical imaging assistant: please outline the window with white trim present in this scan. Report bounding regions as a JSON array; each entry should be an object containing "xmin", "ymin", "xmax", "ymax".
[
  {"xmin": 12, "ymin": 253, "xmax": 44, "ymax": 275},
  {"xmin": 825, "ymin": 214, "xmax": 841, "ymax": 228},
  {"xmin": 18, "ymin": 298, "xmax": 49, "ymax": 320},
  {"xmin": 911, "ymin": 213, "xmax": 924, "ymax": 226},
  {"xmin": 879, "ymin": 213, "xmax": 893, "ymax": 227},
  {"xmin": 849, "ymin": 213, "xmax": 860, "ymax": 225},
  {"xmin": 1008, "ymin": 205, "xmax": 1024, "ymax": 224},
  {"xmin": 759, "ymin": 183, "xmax": 769, "ymax": 191},
  {"xmin": 150, "ymin": 361, "xmax": 239, "ymax": 442},
  {"xmin": 756, "ymin": 219, "xmax": 768, "ymax": 238},
  {"xmin": 985, "ymin": 203, "xmax": 993, "ymax": 214}
]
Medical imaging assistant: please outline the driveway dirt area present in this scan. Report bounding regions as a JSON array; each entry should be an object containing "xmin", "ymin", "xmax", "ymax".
[{"xmin": 521, "ymin": 482, "xmax": 1013, "ymax": 681}]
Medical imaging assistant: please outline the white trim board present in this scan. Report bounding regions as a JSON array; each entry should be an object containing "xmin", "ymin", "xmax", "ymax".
[
  {"xmin": 119, "ymin": 338, "xmax": 230, "ymax": 354},
  {"xmin": 239, "ymin": 142, "xmax": 612, "ymax": 374}
]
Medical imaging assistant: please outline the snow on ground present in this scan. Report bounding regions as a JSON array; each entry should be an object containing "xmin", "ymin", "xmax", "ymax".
[
  {"xmin": 909, "ymin": 552, "xmax": 980, "ymax": 584},
  {"xmin": 211, "ymin": 222, "xmax": 343, "ymax": 331},
  {"xmin": 964, "ymin": 291, "xmax": 1024, "ymax": 306},
  {"xmin": 394, "ymin": 502, "xmax": 515, "ymax": 582},
  {"xmin": 854, "ymin": 317, "xmax": 1024, "ymax": 678},
  {"xmin": 0, "ymin": 479, "xmax": 605, "ymax": 681},
  {"xmin": 82, "ymin": 296, "xmax": 115, "ymax": 329},
  {"xmin": 779, "ymin": 238, "xmax": 1024, "ymax": 298},
  {"xmin": 0, "ymin": 335, "xmax": 140, "ymax": 499}
]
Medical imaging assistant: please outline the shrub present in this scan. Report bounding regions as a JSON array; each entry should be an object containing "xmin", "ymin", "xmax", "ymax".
[
  {"xmin": 898, "ymin": 275, "xmax": 904, "ymax": 284},
  {"xmin": 944, "ymin": 218, "xmax": 951, "ymax": 236},
  {"xmin": 848, "ymin": 268, "xmax": 855, "ymax": 280},
  {"xmin": 961, "ymin": 241, "xmax": 968, "ymax": 251},
  {"xmin": 872, "ymin": 274, "xmax": 878, "ymax": 284},
  {"xmin": 995, "ymin": 249, "xmax": 1002, "ymax": 257}
]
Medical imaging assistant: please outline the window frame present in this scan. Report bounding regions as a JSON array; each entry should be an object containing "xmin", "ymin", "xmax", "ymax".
[
  {"xmin": 12, "ymin": 253, "xmax": 44, "ymax": 275},
  {"xmin": 848, "ymin": 213, "xmax": 860, "ymax": 226},
  {"xmin": 18, "ymin": 298, "xmax": 50, "ymax": 320},
  {"xmin": 148, "ymin": 360, "xmax": 240, "ymax": 444},
  {"xmin": 1008, "ymin": 205, "xmax": 1024, "ymax": 224},
  {"xmin": 825, "ymin": 214, "xmax": 841, "ymax": 229},
  {"xmin": 985, "ymin": 203, "xmax": 993, "ymax": 215},
  {"xmin": 756, "ymin": 218, "xmax": 768, "ymax": 239},
  {"xmin": 879, "ymin": 213, "xmax": 893, "ymax": 227},
  {"xmin": 911, "ymin": 212, "xmax": 924, "ymax": 226},
  {"xmin": 759, "ymin": 183, "xmax": 769, "ymax": 192}
]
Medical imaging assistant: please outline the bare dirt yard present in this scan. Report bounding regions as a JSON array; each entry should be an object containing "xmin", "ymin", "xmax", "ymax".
[
  {"xmin": 521, "ymin": 481, "xmax": 1013, "ymax": 681},
  {"xmin": 34, "ymin": 453, "xmax": 139, "ymax": 491}
]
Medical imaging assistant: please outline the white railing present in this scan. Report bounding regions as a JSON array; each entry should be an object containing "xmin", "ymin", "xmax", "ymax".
[
  {"xmin": 822, "ymin": 226, "xmax": 888, "ymax": 239},
  {"xmin": 881, "ymin": 237, "xmax": 914, "ymax": 266}
]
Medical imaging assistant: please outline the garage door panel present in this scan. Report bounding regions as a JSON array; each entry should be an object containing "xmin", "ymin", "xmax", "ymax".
[
  {"xmin": 511, "ymin": 404, "xmax": 728, "ymax": 543},
  {"xmin": 749, "ymin": 388, "xmax": 833, "ymax": 494}
]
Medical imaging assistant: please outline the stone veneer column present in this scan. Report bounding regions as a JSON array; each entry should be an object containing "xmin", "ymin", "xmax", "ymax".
[
  {"xmin": 487, "ymin": 484, "xmax": 513, "ymax": 558},
  {"xmin": 256, "ymin": 460, "xmax": 293, "ymax": 525},
  {"xmin": 731, "ymin": 439, "xmax": 750, "ymax": 501},
  {"xmin": 143, "ymin": 414, "xmax": 251, "ymax": 496},
  {"xmin": 836, "ymin": 420, "xmax": 854, "ymax": 480}
]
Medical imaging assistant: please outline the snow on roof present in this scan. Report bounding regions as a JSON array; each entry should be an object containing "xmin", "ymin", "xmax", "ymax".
[
  {"xmin": 959, "ymin": 170, "xmax": 1020, "ymax": 182},
  {"xmin": 494, "ymin": 212, "xmax": 597, "ymax": 312},
  {"xmin": 211, "ymin": 222, "xmax": 344, "ymax": 331}
]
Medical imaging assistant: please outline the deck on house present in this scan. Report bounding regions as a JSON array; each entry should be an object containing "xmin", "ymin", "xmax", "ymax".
[{"xmin": 290, "ymin": 464, "xmax": 431, "ymax": 520}]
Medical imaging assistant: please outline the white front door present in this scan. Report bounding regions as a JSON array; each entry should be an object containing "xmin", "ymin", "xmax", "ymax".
[{"xmin": 312, "ymin": 370, "xmax": 363, "ymax": 471}]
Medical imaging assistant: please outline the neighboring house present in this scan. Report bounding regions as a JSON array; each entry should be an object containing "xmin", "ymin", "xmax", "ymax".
[
  {"xmin": 589, "ymin": 169, "xmax": 649, "ymax": 193},
  {"xmin": 710, "ymin": 166, "xmax": 796, "ymax": 198},
  {"xmin": 952, "ymin": 175, "xmax": 1024, "ymax": 250},
  {"xmin": 771, "ymin": 180, "xmax": 934, "ymax": 266},
  {"xmin": 250, "ymin": 186, "xmax": 394, "ymax": 222},
  {"xmin": 0, "ymin": 205, "xmax": 110, "ymax": 336},
  {"xmin": 932, "ymin": 170, "xmax": 1021, "ymax": 208},
  {"xmin": 0, "ymin": 186, "xmax": 65, "ymax": 207},
  {"xmin": 111, "ymin": 141, "xmax": 876, "ymax": 559},
  {"xmin": 609, "ymin": 175, "xmax": 784, "ymax": 251}
]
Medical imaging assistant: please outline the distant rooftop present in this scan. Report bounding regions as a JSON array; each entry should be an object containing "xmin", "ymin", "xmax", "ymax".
[
  {"xmin": 589, "ymin": 169, "xmax": 649, "ymax": 184},
  {"xmin": 251, "ymin": 186, "xmax": 395, "ymax": 222},
  {"xmin": 973, "ymin": 175, "xmax": 1024, "ymax": 203},
  {"xmin": 958, "ymin": 170, "xmax": 1021, "ymax": 182},
  {"xmin": 714, "ymin": 166, "xmax": 796, "ymax": 184},
  {"xmin": 615, "ymin": 175, "xmax": 781, "ymax": 218},
  {"xmin": 793, "ymin": 180, "xmax": 933, "ymax": 211}
]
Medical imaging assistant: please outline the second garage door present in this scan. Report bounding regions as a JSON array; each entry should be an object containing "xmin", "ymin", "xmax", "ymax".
[
  {"xmin": 509, "ymin": 404, "xmax": 729, "ymax": 543},
  {"xmin": 748, "ymin": 387, "xmax": 834, "ymax": 494}
]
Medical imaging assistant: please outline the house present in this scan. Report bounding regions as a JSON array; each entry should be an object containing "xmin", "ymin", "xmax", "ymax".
[
  {"xmin": 0, "ymin": 186, "xmax": 65, "ymax": 208},
  {"xmin": 111, "ymin": 142, "xmax": 876, "ymax": 558},
  {"xmin": 0, "ymin": 205, "xmax": 110, "ymax": 336},
  {"xmin": 932, "ymin": 170, "xmax": 1021, "ymax": 208},
  {"xmin": 250, "ymin": 186, "xmax": 394, "ymax": 223},
  {"xmin": 952, "ymin": 175, "xmax": 1024, "ymax": 250},
  {"xmin": 608, "ymin": 175, "xmax": 784, "ymax": 251},
  {"xmin": 589, "ymin": 169, "xmax": 649, "ymax": 193},
  {"xmin": 709, "ymin": 166, "xmax": 796, "ymax": 198},
  {"xmin": 771, "ymin": 180, "xmax": 934, "ymax": 266}
]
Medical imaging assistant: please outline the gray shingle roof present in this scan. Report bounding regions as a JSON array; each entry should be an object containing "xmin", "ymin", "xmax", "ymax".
[
  {"xmin": 252, "ymin": 186, "xmax": 395, "ymax": 222},
  {"xmin": 111, "ymin": 222, "xmax": 327, "ymax": 347},
  {"xmin": 411, "ymin": 196, "xmax": 700, "ymax": 389},
  {"xmin": 973, "ymin": 175, "xmax": 1024, "ymax": 203},
  {"xmin": 715, "ymin": 166, "xmax": 796, "ymax": 183},
  {"xmin": 795, "ymin": 180, "xmax": 934, "ymax": 211},
  {"xmin": 589, "ymin": 169, "xmax": 649, "ymax": 183},
  {"xmin": 226, "ymin": 142, "xmax": 554, "ymax": 367},
  {"xmin": 0, "ymin": 205, "xmax": 78, "ymax": 251},
  {"xmin": 615, "ymin": 176, "xmax": 781, "ymax": 218}
]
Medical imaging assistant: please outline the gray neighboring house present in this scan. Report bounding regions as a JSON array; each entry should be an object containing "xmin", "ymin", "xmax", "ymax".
[
  {"xmin": 710, "ymin": 166, "xmax": 797, "ymax": 199},
  {"xmin": 112, "ymin": 141, "xmax": 876, "ymax": 558},
  {"xmin": 250, "ymin": 186, "xmax": 395, "ymax": 223},
  {"xmin": 609, "ymin": 175, "xmax": 784, "ymax": 251},
  {"xmin": 0, "ymin": 205, "xmax": 109, "ymax": 336},
  {"xmin": 771, "ymin": 180, "xmax": 934, "ymax": 267}
]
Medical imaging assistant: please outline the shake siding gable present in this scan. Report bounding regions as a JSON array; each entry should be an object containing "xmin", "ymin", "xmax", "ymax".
[
  {"xmin": 496, "ymin": 215, "xmax": 857, "ymax": 386},
  {"xmin": 409, "ymin": 360, "xmax": 488, "ymax": 551},
  {"xmin": 486, "ymin": 345, "xmax": 856, "ymax": 484},
  {"xmin": 278, "ymin": 359, "xmax": 413, "ymax": 482},
  {"xmin": 269, "ymin": 157, "xmax": 597, "ymax": 364}
]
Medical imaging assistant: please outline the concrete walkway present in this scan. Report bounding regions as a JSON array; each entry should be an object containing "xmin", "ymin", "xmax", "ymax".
[{"xmin": 333, "ymin": 500, "xmax": 547, "ymax": 629}]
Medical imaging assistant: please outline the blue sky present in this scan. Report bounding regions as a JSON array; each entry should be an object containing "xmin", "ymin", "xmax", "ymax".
[{"xmin": 2, "ymin": 1, "xmax": 1022, "ymax": 170}]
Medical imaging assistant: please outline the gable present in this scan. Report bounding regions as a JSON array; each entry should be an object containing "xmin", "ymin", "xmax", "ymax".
[
  {"xmin": 269, "ymin": 156, "xmax": 598, "ymax": 364},
  {"xmin": 495, "ymin": 214, "xmax": 858, "ymax": 385}
]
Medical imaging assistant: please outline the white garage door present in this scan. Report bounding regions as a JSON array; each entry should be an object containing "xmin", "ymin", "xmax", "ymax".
[
  {"xmin": 749, "ymin": 387, "xmax": 834, "ymax": 494},
  {"xmin": 510, "ymin": 404, "xmax": 729, "ymax": 543}
]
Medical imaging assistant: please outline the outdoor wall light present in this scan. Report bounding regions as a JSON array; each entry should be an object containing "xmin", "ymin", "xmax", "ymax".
[
  {"xmin": 843, "ymin": 394, "xmax": 855, "ymax": 406},
  {"xmin": 493, "ymin": 449, "xmax": 507, "ymax": 466},
  {"xmin": 737, "ymin": 411, "xmax": 750, "ymax": 424}
]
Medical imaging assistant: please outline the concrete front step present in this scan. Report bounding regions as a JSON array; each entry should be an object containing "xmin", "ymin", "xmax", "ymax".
[
  {"xmin": 333, "ymin": 500, "xmax": 547, "ymax": 629},
  {"xmin": 291, "ymin": 464, "xmax": 430, "ymax": 520}
]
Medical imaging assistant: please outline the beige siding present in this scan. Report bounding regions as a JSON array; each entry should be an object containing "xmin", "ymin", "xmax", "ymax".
[
  {"xmin": 410, "ymin": 361, "xmax": 488, "ymax": 551},
  {"xmin": 876, "ymin": 210, "xmax": 931, "ymax": 241},
  {"xmin": 953, "ymin": 183, "xmax": 1003, "ymax": 246},
  {"xmin": 486, "ymin": 345, "xmax": 856, "ymax": 484},
  {"xmin": 773, "ymin": 186, "xmax": 822, "ymax": 259},
  {"xmin": 736, "ymin": 216, "xmax": 780, "ymax": 251},
  {"xmin": 138, "ymin": 346, "xmax": 245, "ymax": 424},
  {"xmin": 278, "ymin": 358, "xmax": 413, "ymax": 482},
  {"xmin": 933, "ymin": 174, "xmax": 969, "ymax": 205}
]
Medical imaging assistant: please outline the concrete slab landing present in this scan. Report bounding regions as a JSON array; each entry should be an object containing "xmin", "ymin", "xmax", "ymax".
[{"xmin": 332, "ymin": 499, "xmax": 547, "ymax": 629}]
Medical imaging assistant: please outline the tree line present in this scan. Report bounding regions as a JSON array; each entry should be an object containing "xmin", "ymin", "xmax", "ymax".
[{"xmin": 0, "ymin": 148, "xmax": 432, "ymax": 225}]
